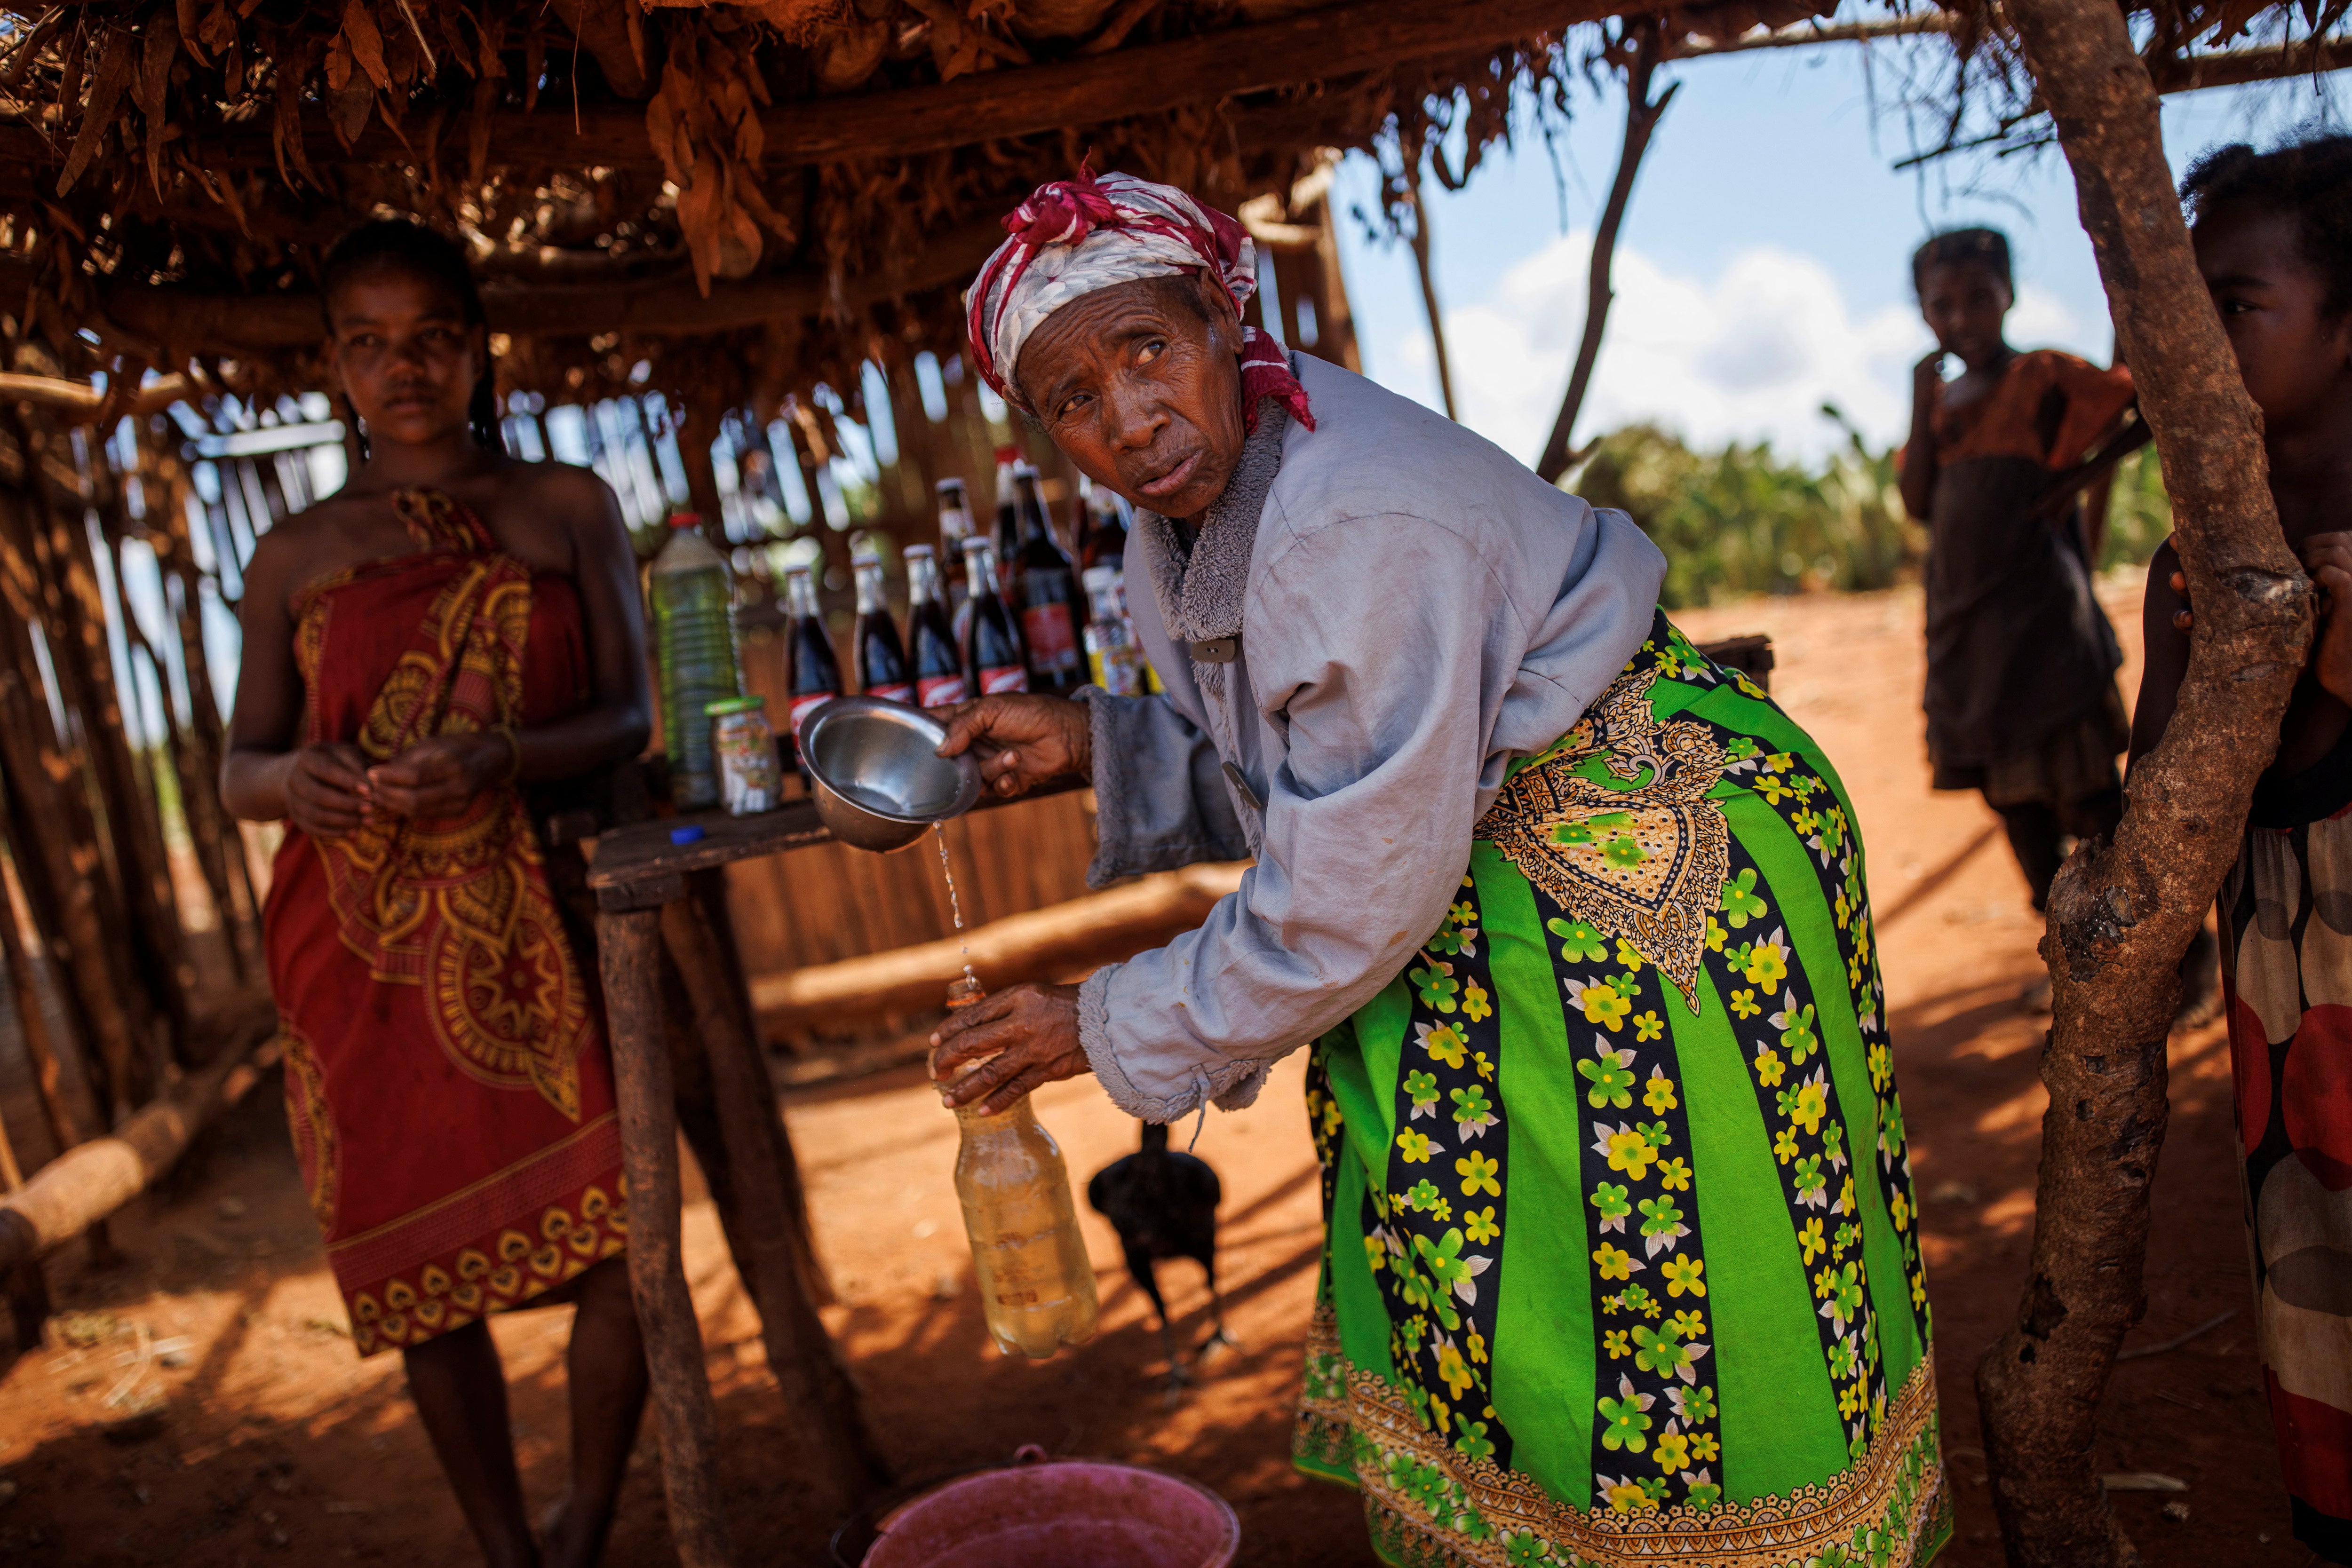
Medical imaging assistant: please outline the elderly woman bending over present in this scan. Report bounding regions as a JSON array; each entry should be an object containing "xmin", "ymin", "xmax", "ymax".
[{"xmin": 933, "ymin": 170, "xmax": 1950, "ymax": 1568}]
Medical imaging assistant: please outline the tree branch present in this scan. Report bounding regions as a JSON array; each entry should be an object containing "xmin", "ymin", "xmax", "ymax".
[
  {"xmin": 1536, "ymin": 22, "xmax": 1676, "ymax": 483},
  {"xmin": 1975, "ymin": 0, "xmax": 2313, "ymax": 1563}
]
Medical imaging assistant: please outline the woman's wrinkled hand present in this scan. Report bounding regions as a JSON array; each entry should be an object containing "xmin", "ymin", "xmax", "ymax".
[
  {"xmin": 929, "ymin": 982, "xmax": 1091, "ymax": 1115},
  {"xmin": 935, "ymin": 694, "xmax": 1091, "ymax": 798},
  {"xmin": 367, "ymin": 732, "xmax": 512, "ymax": 820},
  {"xmin": 283, "ymin": 744, "xmax": 373, "ymax": 838}
]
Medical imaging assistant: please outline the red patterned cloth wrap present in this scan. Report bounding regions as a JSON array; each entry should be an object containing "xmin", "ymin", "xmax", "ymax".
[
  {"xmin": 263, "ymin": 488, "xmax": 625, "ymax": 1358},
  {"xmin": 964, "ymin": 165, "xmax": 1313, "ymax": 433}
]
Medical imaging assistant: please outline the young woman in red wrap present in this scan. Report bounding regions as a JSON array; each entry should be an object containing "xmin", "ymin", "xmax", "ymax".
[{"xmin": 222, "ymin": 220, "xmax": 653, "ymax": 1568}]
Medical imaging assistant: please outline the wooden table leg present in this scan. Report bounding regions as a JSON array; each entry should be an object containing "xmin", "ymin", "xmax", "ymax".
[
  {"xmin": 597, "ymin": 904, "xmax": 737, "ymax": 1568},
  {"xmin": 661, "ymin": 896, "xmax": 892, "ymax": 1502}
]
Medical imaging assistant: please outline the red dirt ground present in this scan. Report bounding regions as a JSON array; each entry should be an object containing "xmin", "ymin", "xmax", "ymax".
[{"xmin": 0, "ymin": 575, "xmax": 2307, "ymax": 1567}]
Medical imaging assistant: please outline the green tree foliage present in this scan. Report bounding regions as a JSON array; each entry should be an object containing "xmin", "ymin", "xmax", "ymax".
[
  {"xmin": 2097, "ymin": 446, "xmax": 2173, "ymax": 573},
  {"xmin": 1568, "ymin": 416, "xmax": 1917, "ymax": 608},
  {"xmin": 1569, "ymin": 417, "xmax": 2174, "ymax": 609}
]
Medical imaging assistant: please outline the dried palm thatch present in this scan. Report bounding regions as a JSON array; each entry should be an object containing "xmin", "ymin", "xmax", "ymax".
[
  {"xmin": 0, "ymin": 0, "xmax": 1839, "ymax": 419},
  {"xmin": 0, "ymin": 0, "xmax": 2340, "ymax": 421}
]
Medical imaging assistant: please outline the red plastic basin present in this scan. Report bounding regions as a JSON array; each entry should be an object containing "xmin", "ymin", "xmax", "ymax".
[{"xmin": 860, "ymin": 1451, "xmax": 1240, "ymax": 1568}]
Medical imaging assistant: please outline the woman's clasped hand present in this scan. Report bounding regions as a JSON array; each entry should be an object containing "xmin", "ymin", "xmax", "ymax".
[{"xmin": 276, "ymin": 731, "xmax": 517, "ymax": 836}]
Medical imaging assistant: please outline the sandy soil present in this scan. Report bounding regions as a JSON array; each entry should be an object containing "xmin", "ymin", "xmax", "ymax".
[{"xmin": 0, "ymin": 574, "xmax": 2304, "ymax": 1567}]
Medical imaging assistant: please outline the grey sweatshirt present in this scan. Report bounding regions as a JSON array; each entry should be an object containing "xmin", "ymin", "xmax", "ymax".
[{"xmin": 1074, "ymin": 356, "xmax": 1667, "ymax": 1122}]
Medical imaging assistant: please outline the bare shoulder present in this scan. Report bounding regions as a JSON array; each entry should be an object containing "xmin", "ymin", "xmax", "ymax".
[{"xmin": 504, "ymin": 459, "xmax": 621, "ymax": 523}]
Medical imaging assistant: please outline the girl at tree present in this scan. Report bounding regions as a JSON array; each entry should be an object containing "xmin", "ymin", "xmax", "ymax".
[{"xmin": 2133, "ymin": 133, "xmax": 2352, "ymax": 1564}]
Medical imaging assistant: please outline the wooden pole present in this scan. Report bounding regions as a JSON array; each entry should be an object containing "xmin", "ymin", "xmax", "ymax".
[
  {"xmin": 0, "ymin": 463, "xmax": 149, "ymax": 1119},
  {"xmin": 595, "ymin": 904, "xmax": 737, "ymax": 1568},
  {"xmin": 660, "ymin": 895, "xmax": 890, "ymax": 1503},
  {"xmin": 0, "ymin": 1018, "xmax": 277, "ymax": 1272},
  {"xmin": 0, "ymin": 846, "xmax": 89, "ymax": 1159},
  {"xmin": 1974, "ymin": 0, "xmax": 2314, "ymax": 1562},
  {"xmin": 1536, "ymin": 24, "xmax": 1677, "ymax": 484},
  {"xmin": 12, "ymin": 410, "xmax": 188, "ymax": 1056}
]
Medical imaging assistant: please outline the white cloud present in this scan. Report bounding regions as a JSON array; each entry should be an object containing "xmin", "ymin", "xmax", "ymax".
[{"xmin": 1382, "ymin": 232, "xmax": 2086, "ymax": 465}]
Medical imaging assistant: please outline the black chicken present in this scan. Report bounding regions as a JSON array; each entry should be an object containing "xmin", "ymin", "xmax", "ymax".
[{"xmin": 1086, "ymin": 1121, "xmax": 1231, "ymax": 1393}]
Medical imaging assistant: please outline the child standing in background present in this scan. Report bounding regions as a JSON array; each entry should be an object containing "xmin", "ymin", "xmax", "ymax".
[
  {"xmin": 2135, "ymin": 134, "xmax": 2352, "ymax": 1567},
  {"xmin": 1900, "ymin": 229, "xmax": 2137, "ymax": 949}
]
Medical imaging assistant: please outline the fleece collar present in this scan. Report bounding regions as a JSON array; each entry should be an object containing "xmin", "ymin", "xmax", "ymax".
[{"xmin": 1136, "ymin": 395, "xmax": 1289, "ymax": 651}]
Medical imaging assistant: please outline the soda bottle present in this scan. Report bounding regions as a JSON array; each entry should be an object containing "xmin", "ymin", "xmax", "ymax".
[
  {"xmin": 941, "ymin": 974, "xmax": 1100, "ymax": 1358},
  {"xmin": 648, "ymin": 512, "xmax": 741, "ymax": 811},
  {"xmin": 960, "ymin": 538, "xmax": 1029, "ymax": 697},
  {"xmin": 1081, "ymin": 565, "xmax": 1146, "ymax": 697},
  {"xmin": 1079, "ymin": 477, "xmax": 1129, "ymax": 574},
  {"xmin": 782, "ymin": 564, "xmax": 842, "ymax": 765},
  {"xmin": 935, "ymin": 477, "xmax": 974, "ymax": 620},
  {"xmin": 991, "ymin": 448, "xmax": 1024, "ymax": 599},
  {"xmin": 1009, "ymin": 465, "xmax": 1085, "ymax": 695},
  {"xmin": 904, "ymin": 545, "xmax": 966, "ymax": 709},
  {"xmin": 851, "ymin": 546, "xmax": 913, "ymax": 705}
]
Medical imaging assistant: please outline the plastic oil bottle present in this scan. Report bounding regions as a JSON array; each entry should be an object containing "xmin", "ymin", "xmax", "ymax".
[
  {"xmin": 648, "ymin": 513, "xmax": 740, "ymax": 810},
  {"xmin": 941, "ymin": 975, "xmax": 1099, "ymax": 1358}
]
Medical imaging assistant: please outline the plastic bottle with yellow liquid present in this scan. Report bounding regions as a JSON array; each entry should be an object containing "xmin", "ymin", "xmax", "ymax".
[{"xmin": 941, "ymin": 975, "xmax": 1099, "ymax": 1358}]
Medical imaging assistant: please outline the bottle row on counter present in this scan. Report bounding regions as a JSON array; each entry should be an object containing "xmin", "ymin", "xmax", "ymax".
[{"xmin": 645, "ymin": 449, "xmax": 1161, "ymax": 816}]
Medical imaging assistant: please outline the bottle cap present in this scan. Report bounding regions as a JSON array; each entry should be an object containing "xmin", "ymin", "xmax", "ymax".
[
  {"xmin": 961, "ymin": 536, "xmax": 990, "ymax": 560},
  {"xmin": 904, "ymin": 543, "xmax": 934, "ymax": 560},
  {"xmin": 785, "ymin": 564, "xmax": 813, "ymax": 580},
  {"xmin": 946, "ymin": 974, "xmax": 985, "ymax": 1007},
  {"xmin": 667, "ymin": 512, "xmax": 701, "ymax": 530},
  {"xmin": 704, "ymin": 695, "xmax": 766, "ymax": 716},
  {"xmin": 935, "ymin": 477, "xmax": 966, "ymax": 496},
  {"xmin": 669, "ymin": 824, "xmax": 706, "ymax": 845},
  {"xmin": 851, "ymin": 545, "xmax": 882, "ymax": 568},
  {"xmin": 994, "ymin": 445, "xmax": 1020, "ymax": 464},
  {"xmin": 1082, "ymin": 566, "xmax": 1116, "ymax": 590}
]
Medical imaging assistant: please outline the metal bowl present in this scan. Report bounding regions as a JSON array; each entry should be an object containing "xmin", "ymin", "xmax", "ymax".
[{"xmin": 799, "ymin": 697, "xmax": 983, "ymax": 853}]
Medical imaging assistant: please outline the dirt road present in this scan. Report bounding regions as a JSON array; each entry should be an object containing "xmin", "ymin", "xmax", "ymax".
[{"xmin": 0, "ymin": 575, "xmax": 2296, "ymax": 1566}]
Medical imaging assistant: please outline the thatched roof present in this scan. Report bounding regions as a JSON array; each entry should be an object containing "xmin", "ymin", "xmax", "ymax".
[
  {"xmin": 1, "ymin": 0, "xmax": 2341, "ymax": 420},
  {"xmin": 0, "ymin": 0, "xmax": 1830, "ymax": 416}
]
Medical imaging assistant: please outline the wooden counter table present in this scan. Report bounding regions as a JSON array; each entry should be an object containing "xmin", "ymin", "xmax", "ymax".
[{"xmin": 582, "ymin": 779, "xmax": 1084, "ymax": 1568}]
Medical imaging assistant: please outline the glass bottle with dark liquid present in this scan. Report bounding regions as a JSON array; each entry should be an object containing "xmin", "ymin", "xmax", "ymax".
[
  {"xmin": 850, "ymin": 546, "xmax": 913, "ymax": 705},
  {"xmin": 960, "ymin": 538, "xmax": 1029, "ymax": 697},
  {"xmin": 935, "ymin": 476, "xmax": 973, "ymax": 625},
  {"xmin": 903, "ymin": 545, "xmax": 966, "ymax": 709},
  {"xmin": 782, "ymin": 564, "xmax": 842, "ymax": 769},
  {"xmin": 1009, "ymin": 464, "xmax": 1085, "ymax": 695},
  {"xmin": 1079, "ymin": 476, "xmax": 1129, "ymax": 574},
  {"xmin": 990, "ymin": 447, "xmax": 1022, "ymax": 599},
  {"xmin": 941, "ymin": 974, "xmax": 1099, "ymax": 1358}
]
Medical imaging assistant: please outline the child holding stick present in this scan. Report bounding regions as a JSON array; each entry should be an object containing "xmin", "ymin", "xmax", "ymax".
[{"xmin": 2134, "ymin": 133, "xmax": 2352, "ymax": 1566}]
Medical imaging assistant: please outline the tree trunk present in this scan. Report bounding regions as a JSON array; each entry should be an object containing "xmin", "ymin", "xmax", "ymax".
[
  {"xmin": 1535, "ymin": 24, "xmax": 1677, "ymax": 484},
  {"xmin": 1975, "ymin": 0, "xmax": 2312, "ymax": 1562},
  {"xmin": 1401, "ymin": 174, "xmax": 1458, "ymax": 422}
]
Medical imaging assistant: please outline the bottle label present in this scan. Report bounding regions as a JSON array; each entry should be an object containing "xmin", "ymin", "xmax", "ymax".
[
  {"xmin": 979, "ymin": 665, "xmax": 1029, "ymax": 695},
  {"xmin": 787, "ymin": 690, "xmax": 836, "ymax": 746},
  {"xmin": 918, "ymin": 673, "xmax": 969, "ymax": 707},
  {"xmin": 1021, "ymin": 602, "xmax": 1080, "ymax": 673},
  {"xmin": 864, "ymin": 682, "xmax": 914, "ymax": 705}
]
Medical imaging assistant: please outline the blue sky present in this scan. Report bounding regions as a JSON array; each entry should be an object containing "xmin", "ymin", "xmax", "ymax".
[{"xmin": 1320, "ymin": 33, "xmax": 2348, "ymax": 463}]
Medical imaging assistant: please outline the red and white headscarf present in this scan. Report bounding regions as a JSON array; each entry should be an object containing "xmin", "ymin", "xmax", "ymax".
[{"xmin": 964, "ymin": 166, "xmax": 1314, "ymax": 432}]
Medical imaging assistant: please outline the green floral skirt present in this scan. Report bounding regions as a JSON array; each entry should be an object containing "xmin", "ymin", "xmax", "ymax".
[{"xmin": 1293, "ymin": 615, "xmax": 1952, "ymax": 1568}]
